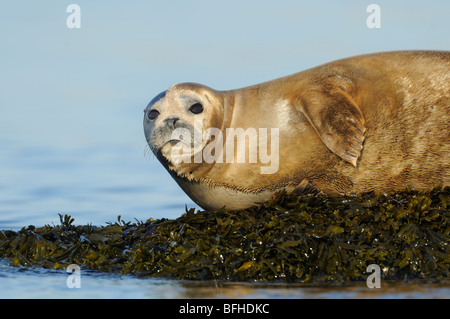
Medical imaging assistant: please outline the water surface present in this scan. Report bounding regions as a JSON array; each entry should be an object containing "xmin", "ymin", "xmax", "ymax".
[{"xmin": 1, "ymin": 259, "xmax": 448, "ymax": 299}]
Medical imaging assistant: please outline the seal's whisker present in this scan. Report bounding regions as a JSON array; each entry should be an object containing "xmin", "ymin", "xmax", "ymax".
[{"xmin": 143, "ymin": 143, "xmax": 156, "ymax": 160}]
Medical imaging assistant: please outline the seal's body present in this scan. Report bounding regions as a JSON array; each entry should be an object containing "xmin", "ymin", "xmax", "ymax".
[{"xmin": 144, "ymin": 51, "xmax": 449, "ymax": 210}]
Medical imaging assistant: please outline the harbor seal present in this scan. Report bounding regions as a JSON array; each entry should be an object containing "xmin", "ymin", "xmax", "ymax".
[{"xmin": 143, "ymin": 50, "xmax": 450, "ymax": 210}]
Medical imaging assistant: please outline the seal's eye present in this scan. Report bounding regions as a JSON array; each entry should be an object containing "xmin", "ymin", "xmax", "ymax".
[
  {"xmin": 147, "ymin": 109, "xmax": 160, "ymax": 121},
  {"xmin": 189, "ymin": 103, "xmax": 204, "ymax": 114}
]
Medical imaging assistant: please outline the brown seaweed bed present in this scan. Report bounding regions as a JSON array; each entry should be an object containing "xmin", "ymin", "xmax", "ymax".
[{"xmin": 0, "ymin": 187, "xmax": 448, "ymax": 283}]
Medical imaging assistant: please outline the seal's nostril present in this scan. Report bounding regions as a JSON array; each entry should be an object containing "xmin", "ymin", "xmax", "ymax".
[{"xmin": 164, "ymin": 117, "xmax": 180, "ymax": 128}]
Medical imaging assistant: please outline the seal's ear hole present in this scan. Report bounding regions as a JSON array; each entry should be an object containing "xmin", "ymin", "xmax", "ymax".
[
  {"xmin": 147, "ymin": 109, "xmax": 160, "ymax": 121},
  {"xmin": 189, "ymin": 103, "xmax": 204, "ymax": 114}
]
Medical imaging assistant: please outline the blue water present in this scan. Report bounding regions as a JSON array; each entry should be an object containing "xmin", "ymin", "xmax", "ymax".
[
  {"xmin": 1, "ymin": 1, "xmax": 449, "ymax": 298},
  {"xmin": 0, "ymin": 137, "xmax": 193, "ymax": 229},
  {"xmin": 1, "ymin": 259, "xmax": 449, "ymax": 299}
]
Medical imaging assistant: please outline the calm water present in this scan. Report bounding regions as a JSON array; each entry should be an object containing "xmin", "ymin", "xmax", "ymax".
[
  {"xmin": 0, "ymin": 136, "xmax": 194, "ymax": 228},
  {"xmin": 1, "ymin": 259, "xmax": 449, "ymax": 299}
]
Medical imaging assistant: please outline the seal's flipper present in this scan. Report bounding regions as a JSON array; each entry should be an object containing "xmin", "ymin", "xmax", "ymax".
[{"xmin": 297, "ymin": 79, "xmax": 366, "ymax": 167}]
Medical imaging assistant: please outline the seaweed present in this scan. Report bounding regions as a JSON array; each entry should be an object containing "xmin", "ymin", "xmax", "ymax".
[{"xmin": 0, "ymin": 186, "xmax": 448, "ymax": 283}]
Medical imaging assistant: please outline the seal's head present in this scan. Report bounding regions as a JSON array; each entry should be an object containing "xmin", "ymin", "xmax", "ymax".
[{"xmin": 143, "ymin": 83, "xmax": 224, "ymax": 177}]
